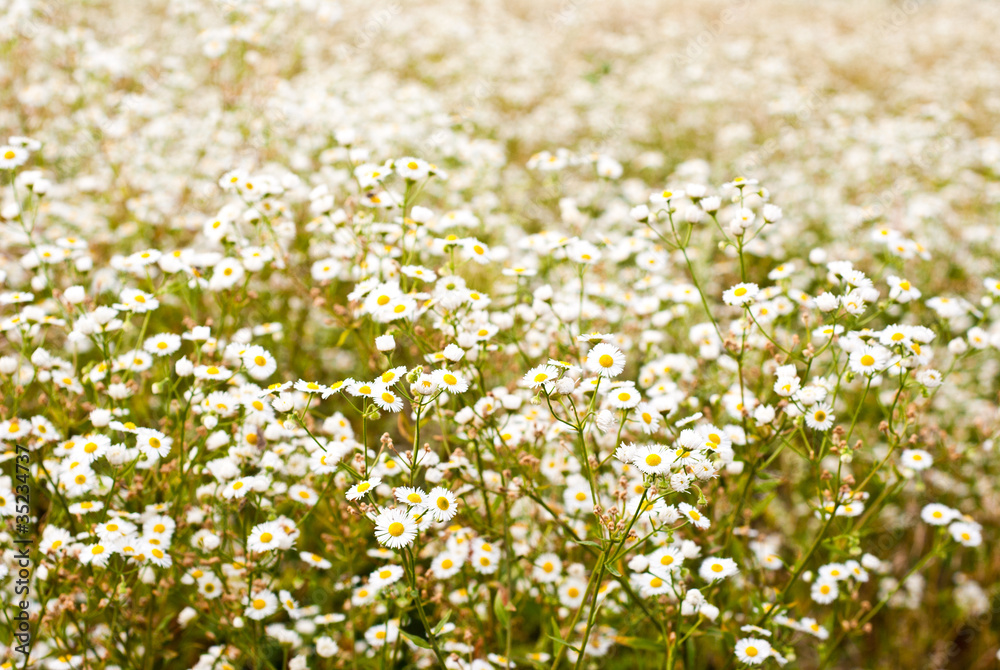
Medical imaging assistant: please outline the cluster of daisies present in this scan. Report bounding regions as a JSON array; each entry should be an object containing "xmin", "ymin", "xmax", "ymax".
[
  {"xmin": 3, "ymin": 0, "xmax": 1000, "ymax": 667},
  {"xmin": 1, "ymin": 133, "xmax": 996, "ymax": 667},
  {"xmin": 3, "ymin": 122, "xmax": 999, "ymax": 669}
]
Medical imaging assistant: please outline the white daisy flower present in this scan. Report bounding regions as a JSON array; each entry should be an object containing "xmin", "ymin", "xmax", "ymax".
[{"xmin": 373, "ymin": 508, "xmax": 418, "ymax": 549}]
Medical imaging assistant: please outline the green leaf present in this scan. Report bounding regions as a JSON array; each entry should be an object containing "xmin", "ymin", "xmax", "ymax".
[
  {"xmin": 400, "ymin": 630, "xmax": 432, "ymax": 649},
  {"xmin": 431, "ymin": 610, "xmax": 452, "ymax": 637},
  {"xmin": 605, "ymin": 563, "xmax": 622, "ymax": 578},
  {"xmin": 547, "ymin": 634, "xmax": 581, "ymax": 653},
  {"xmin": 751, "ymin": 491, "xmax": 779, "ymax": 516},
  {"xmin": 576, "ymin": 540, "xmax": 602, "ymax": 548},
  {"xmin": 336, "ymin": 329, "xmax": 351, "ymax": 347},
  {"xmin": 494, "ymin": 591, "xmax": 511, "ymax": 628}
]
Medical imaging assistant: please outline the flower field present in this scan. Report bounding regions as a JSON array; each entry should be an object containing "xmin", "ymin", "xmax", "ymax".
[{"xmin": 2, "ymin": 0, "xmax": 1000, "ymax": 668}]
